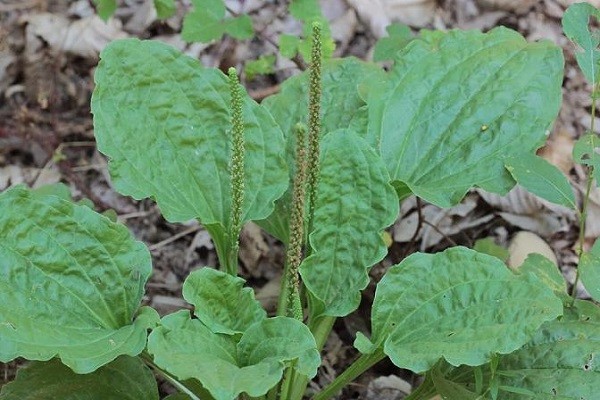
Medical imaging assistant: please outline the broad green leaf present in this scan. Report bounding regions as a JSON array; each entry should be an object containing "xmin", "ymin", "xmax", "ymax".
[
  {"xmin": 359, "ymin": 247, "xmax": 562, "ymax": 373},
  {"xmin": 93, "ymin": 0, "xmax": 116, "ymax": 21},
  {"xmin": 366, "ymin": 27, "xmax": 563, "ymax": 207},
  {"xmin": 517, "ymin": 254, "xmax": 567, "ymax": 298},
  {"xmin": 299, "ymin": 131, "xmax": 399, "ymax": 317},
  {"xmin": 573, "ymin": 132, "xmax": 600, "ymax": 183},
  {"xmin": 148, "ymin": 311, "xmax": 319, "ymax": 400},
  {"xmin": 562, "ymin": 3, "xmax": 600, "ymax": 85},
  {"xmin": 505, "ymin": 154, "xmax": 576, "ymax": 209},
  {"xmin": 0, "ymin": 186, "xmax": 158, "ymax": 373},
  {"xmin": 0, "ymin": 356, "xmax": 158, "ymax": 400},
  {"xmin": 259, "ymin": 58, "xmax": 385, "ymax": 241},
  {"xmin": 245, "ymin": 55, "xmax": 276, "ymax": 80},
  {"xmin": 472, "ymin": 237, "xmax": 509, "ymax": 262},
  {"xmin": 447, "ymin": 300, "xmax": 600, "ymax": 399},
  {"xmin": 182, "ymin": 268, "xmax": 266, "ymax": 335},
  {"xmin": 373, "ymin": 23, "xmax": 414, "ymax": 62},
  {"xmin": 579, "ymin": 238, "xmax": 600, "ymax": 302},
  {"xmin": 154, "ymin": 0, "xmax": 176, "ymax": 18},
  {"xmin": 92, "ymin": 39, "xmax": 288, "ymax": 248},
  {"xmin": 237, "ymin": 317, "xmax": 320, "ymax": 379},
  {"xmin": 224, "ymin": 15, "xmax": 254, "ymax": 40}
]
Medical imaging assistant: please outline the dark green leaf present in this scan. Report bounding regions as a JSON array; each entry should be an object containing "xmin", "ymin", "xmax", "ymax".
[
  {"xmin": 0, "ymin": 357, "xmax": 158, "ymax": 400},
  {"xmin": 562, "ymin": 2, "xmax": 600, "ymax": 85}
]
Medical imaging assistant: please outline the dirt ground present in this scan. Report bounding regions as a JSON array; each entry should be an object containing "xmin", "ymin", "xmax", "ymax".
[{"xmin": 0, "ymin": 0, "xmax": 598, "ymax": 398}]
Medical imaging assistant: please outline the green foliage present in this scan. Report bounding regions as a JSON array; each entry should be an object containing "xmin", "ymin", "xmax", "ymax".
[
  {"xmin": 505, "ymin": 153, "xmax": 576, "ymax": 209},
  {"xmin": 288, "ymin": 0, "xmax": 335, "ymax": 60},
  {"xmin": 0, "ymin": 357, "xmax": 159, "ymax": 400},
  {"xmin": 373, "ymin": 23, "xmax": 414, "ymax": 62},
  {"xmin": 5, "ymin": 6, "xmax": 600, "ymax": 399},
  {"xmin": 182, "ymin": 0, "xmax": 253, "ymax": 42},
  {"xmin": 244, "ymin": 55, "xmax": 276, "ymax": 80},
  {"xmin": 472, "ymin": 237, "xmax": 509, "ymax": 262},
  {"xmin": 93, "ymin": 0, "xmax": 116, "ymax": 21},
  {"xmin": 93, "ymin": 0, "xmax": 175, "ymax": 21},
  {"xmin": 574, "ymin": 133, "xmax": 600, "ymax": 183},
  {"xmin": 154, "ymin": 0, "xmax": 176, "ymax": 19},
  {"xmin": 579, "ymin": 238, "xmax": 600, "ymax": 302},
  {"xmin": 562, "ymin": 2, "xmax": 600, "ymax": 86}
]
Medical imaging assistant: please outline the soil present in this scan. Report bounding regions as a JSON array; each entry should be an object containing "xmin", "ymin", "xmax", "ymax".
[{"xmin": 0, "ymin": 0, "xmax": 595, "ymax": 399}]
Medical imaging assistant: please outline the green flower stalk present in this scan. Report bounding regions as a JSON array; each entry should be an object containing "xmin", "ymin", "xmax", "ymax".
[
  {"xmin": 306, "ymin": 21, "xmax": 323, "ymax": 234},
  {"xmin": 227, "ymin": 67, "xmax": 245, "ymax": 276},
  {"xmin": 281, "ymin": 123, "xmax": 308, "ymax": 320}
]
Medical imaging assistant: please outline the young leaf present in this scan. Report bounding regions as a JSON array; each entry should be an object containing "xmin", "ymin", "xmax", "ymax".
[
  {"xmin": 0, "ymin": 186, "xmax": 158, "ymax": 373},
  {"xmin": 279, "ymin": 34, "xmax": 301, "ymax": 59},
  {"xmin": 366, "ymin": 27, "xmax": 563, "ymax": 207},
  {"xmin": 0, "ymin": 356, "xmax": 158, "ymax": 400},
  {"xmin": 93, "ymin": 0, "xmax": 117, "ymax": 21},
  {"xmin": 299, "ymin": 130, "xmax": 399, "ymax": 317},
  {"xmin": 286, "ymin": 0, "xmax": 335, "ymax": 60},
  {"xmin": 472, "ymin": 237, "xmax": 509, "ymax": 262},
  {"xmin": 92, "ymin": 39, "xmax": 288, "ymax": 249},
  {"xmin": 505, "ymin": 154, "xmax": 576, "ymax": 209},
  {"xmin": 182, "ymin": 268, "xmax": 266, "ymax": 335},
  {"xmin": 245, "ymin": 55, "xmax": 276, "ymax": 80},
  {"xmin": 358, "ymin": 247, "xmax": 562, "ymax": 373},
  {"xmin": 182, "ymin": 0, "xmax": 253, "ymax": 42},
  {"xmin": 259, "ymin": 58, "xmax": 384, "ymax": 241},
  {"xmin": 573, "ymin": 132, "xmax": 600, "ymax": 183},
  {"xmin": 373, "ymin": 23, "xmax": 414, "ymax": 62},
  {"xmin": 562, "ymin": 2, "xmax": 600, "ymax": 86},
  {"xmin": 148, "ymin": 311, "xmax": 319, "ymax": 400},
  {"xmin": 154, "ymin": 0, "xmax": 176, "ymax": 19},
  {"xmin": 579, "ymin": 238, "xmax": 600, "ymax": 302}
]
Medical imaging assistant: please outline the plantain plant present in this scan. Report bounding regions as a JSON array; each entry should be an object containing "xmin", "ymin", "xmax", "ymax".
[{"xmin": 2, "ymin": 3, "xmax": 600, "ymax": 399}]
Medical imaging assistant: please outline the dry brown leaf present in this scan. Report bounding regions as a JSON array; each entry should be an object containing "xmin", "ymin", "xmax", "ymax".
[
  {"xmin": 538, "ymin": 128, "xmax": 575, "ymax": 175},
  {"xmin": 507, "ymin": 231, "xmax": 558, "ymax": 270},
  {"xmin": 558, "ymin": 0, "xmax": 600, "ymax": 8},
  {"xmin": 22, "ymin": 13, "xmax": 127, "ymax": 60},
  {"xmin": 239, "ymin": 222, "xmax": 270, "ymax": 273},
  {"xmin": 0, "ymin": 166, "xmax": 61, "ymax": 191},
  {"xmin": 366, "ymin": 375, "xmax": 411, "ymax": 400},
  {"xmin": 347, "ymin": 0, "xmax": 436, "ymax": 37},
  {"xmin": 584, "ymin": 186, "xmax": 600, "ymax": 239}
]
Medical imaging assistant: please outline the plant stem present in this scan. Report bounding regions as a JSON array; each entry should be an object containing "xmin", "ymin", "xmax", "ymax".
[
  {"xmin": 227, "ymin": 67, "xmax": 246, "ymax": 276},
  {"xmin": 571, "ymin": 82, "xmax": 599, "ymax": 298},
  {"xmin": 306, "ymin": 22, "xmax": 323, "ymax": 235},
  {"xmin": 140, "ymin": 352, "xmax": 202, "ymax": 400},
  {"xmin": 312, "ymin": 348, "xmax": 386, "ymax": 400}
]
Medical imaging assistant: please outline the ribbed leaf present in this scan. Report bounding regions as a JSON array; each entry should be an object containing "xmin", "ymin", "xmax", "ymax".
[
  {"xmin": 358, "ymin": 247, "xmax": 562, "ymax": 373},
  {"xmin": 91, "ymin": 39, "xmax": 288, "ymax": 243},
  {"xmin": 148, "ymin": 311, "xmax": 319, "ymax": 400},
  {"xmin": 182, "ymin": 268, "xmax": 266, "ymax": 335},
  {"xmin": 0, "ymin": 356, "xmax": 158, "ymax": 400},
  {"xmin": 0, "ymin": 186, "xmax": 157, "ymax": 373},
  {"xmin": 366, "ymin": 27, "xmax": 563, "ymax": 207},
  {"xmin": 300, "ymin": 130, "xmax": 398, "ymax": 317}
]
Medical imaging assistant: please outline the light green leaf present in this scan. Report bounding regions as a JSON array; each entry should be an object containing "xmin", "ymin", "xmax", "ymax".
[
  {"xmin": 366, "ymin": 27, "xmax": 563, "ymax": 207},
  {"xmin": 259, "ymin": 58, "xmax": 385, "ymax": 242},
  {"xmin": 573, "ymin": 133, "xmax": 600, "ymax": 183},
  {"xmin": 300, "ymin": 130, "xmax": 398, "ymax": 317},
  {"xmin": 373, "ymin": 23, "xmax": 414, "ymax": 62},
  {"xmin": 224, "ymin": 15, "xmax": 254, "ymax": 40},
  {"xmin": 286, "ymin": 0, "xmax": 335, "ymax": 60},
  {"xmin": 279, "ymin": 34, "xmax": 300, "ymax": 59},
  {"xmin": 579, "ymin": 238, "xmax": 600, "ymax": 302},
  {"xmin": 0, "ymin": 186, "xmax": 158, "ymax": 373},
  {"xmin": 517, "ymin": 253, "xmax": 567, "ymax": 297},
  {"xmin": 148, "ymin": 311, "xmax": 319, "ymax": 400},
  {"xmin": 237, "ymin": 317, "xmax": 320, "ymax": 379},
  {"xmin": 289, "ymin": 0, "xmax": 321, "ymax": 21},
  {"xmin": 362, "ymin": 247, "xmax": 562, "ymax": 373},
  {"xmin": 182, "ymin": 268, "xmax": 266, "ymax": 335},
  {"xmin": 0, "ymin": 356, "xmax": 158, "ymax": 400},
  {"xmin": 562, "ymin": 2, "xmax": 600, "ymax": 85},
  {"xmin": 93, "ymin": 0, "xmax": 116, "ymax": 21},
  {"xmin": 92, "ymin": 39, "xmax": 288, "ymax": 247},
  {"xmin": 245, "ymin": 55, "xmax": 276, "ymax": 80},
  {"xmin": 154, "ymin": 0, "xmax": 176, "ymax": 18},
  {"xmin": 473, "ymin": 237, "xmax": 509, "ymax": 262},
  {"xmin": 505, "ymin": 154, "xmax": 576, "ymax": 209}
]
